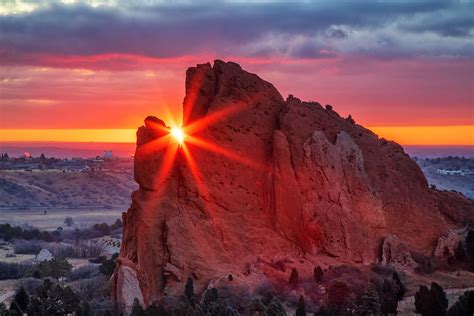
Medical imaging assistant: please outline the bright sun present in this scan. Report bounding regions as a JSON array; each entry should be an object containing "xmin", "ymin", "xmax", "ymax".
[{"xmin": 170, "ymin": 127, "xmax": 185, "ymax": 145}]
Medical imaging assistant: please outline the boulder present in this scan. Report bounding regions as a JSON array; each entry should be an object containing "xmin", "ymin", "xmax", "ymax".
[
  {"xmin": 381, "ymin": 235, "xmax": 417, "ymax": 272},
  {"xmin": 434, "ymin": 227, "xmax": 469, "ymax": 258}
]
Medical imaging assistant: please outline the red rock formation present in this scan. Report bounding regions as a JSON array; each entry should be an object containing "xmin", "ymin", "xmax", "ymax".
[{"xmin": 114, "ymin": 60, "xmax": 473, "ymax": 312}]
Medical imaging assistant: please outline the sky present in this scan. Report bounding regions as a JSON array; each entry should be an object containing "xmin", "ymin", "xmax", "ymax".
[{"xmin": 0, "ymin": 0, "xmax": 473, "ymax": 145}]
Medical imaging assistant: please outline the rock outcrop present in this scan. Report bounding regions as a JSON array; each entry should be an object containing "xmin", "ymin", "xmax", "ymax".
[{"xmin": 114, "ymin": 60, "xmax": 473, "ymax": 309}]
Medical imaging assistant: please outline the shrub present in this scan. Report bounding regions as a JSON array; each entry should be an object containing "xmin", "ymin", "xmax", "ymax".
[
  {"xmin": 71, "ymin": 277, "xmax": 110, "ymax": 303},
  {"xmin": 93, "ymin": 223, "xmax": 111, "ymax": 236},
  {"xmin": 31, "ymin": 258, "xmax": 72, "ymax": 279},
  {"xmin": 64, "ymin": 217, "xmax": 74, "ymax": 227},
  {"xmin": 110, "ymin": 219, "xmax": 123, "ymax": 231},
  {"xmin": 45, "ymin": 243, "xmax": 76, "ymax": 259},
  {"xmin": 26, "ymin": 279, "xmax": 80, "ymax": 315},
  {"xmin": 67, "ymin": 265, "xmax": 100, "ymax": 281},
  {"xmin": 202, "ymin": 288, "xmax": 219, "ymax": 308},
  {"xmin": 265, "ymin": 296, "xmax": 286, "ymax": 315},
  {"xmin": 356, "ymin": 282, "xmax": 380, "ymax": 316},
  {"xmin": 0, "ymin": 262, "xmax": 35, "ymax": 280},
  {"xmin": 326, "ymin": 280, "xmax": 354, "ymax": 315},
  {"xmin": 99, "ymin": 253, "xmax": 118, "ymax": 276},
  {"xmin": 13, "ymin": 239, "xmax": 43, "ymax": 255},
  {"xmin": 16, "ymin": 278, "xmax": 43, "ymax": 296}
]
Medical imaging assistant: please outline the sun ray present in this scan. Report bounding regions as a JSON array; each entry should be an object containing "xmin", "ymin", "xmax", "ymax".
[
  {"xmin": 185, "ymin": 135, "xmax": 265, "ymax": 171},
  {"xmin": 137, "ymin": 133, "xmax": 172, "ymax": 154},
  {"xmin": 151, "ymin": 142, "xmax": 179, "ymax": 195},
  {"xmin": 181, "ymin": 143, "xmax": 216, "ymax": 217},
  {"xmin": 183, "ymin": 102, "xmax": 245, "ymax": 136}
]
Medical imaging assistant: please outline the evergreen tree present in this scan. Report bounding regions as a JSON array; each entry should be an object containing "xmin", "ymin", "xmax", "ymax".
[
  {"xmin": 25, "ymin": 280, "xmax": 79, "ymax": 314},
  {"xmin": 380, "ymin": 279, "xmax": 398, "ymax": 315},
  {"xmin": 249, "ymin": 298, "xmax": 266, "ymax": 314},
  {"xmin": 296, "ymin": 295, "xmax": 306, "ymax": 316},
  {"xmin": 145, "ymin": 303, "xmax": 168, "ymax": 316},
  {"xmin": 392, "ymin": 271, "xmax": 406, "ymax": 300},
  {"xmin": 447, "ymin": 290, "xmax": 474, "ymax": 316},
  {"xmin": 26, "ymin": 295, "xmax": 44, "ymax": 315},
  {"xmin": 314, "ymin": 266, "xmax": 324, "ymax": 283},
  {"xmin": 289, "ymin": 268, "xmax": 299, "ymax": 289},
  {"xmin": 0, "ymin": 303, "xmax": 7, "ymax": 316},
  {"xmin": 75, "ymin": 301, "xmax": 91, "ymax": 316},
  {"xmin": 10, "ymin": 287, "xmax": 29, "ymax": 313},
  {"xmin": 356, "ymin": 283, "xmax": 381, "ymax": 316},
  {"xmin": 431, "ymin": 282, "xmax": 449, "ymax": 315},
  {"xmin": 203, "ymin": 287, "xmax": 219, "ymax": 309},
  {"xmin": 465, "ymin": 230, "xmax": 474, "ymax": 260},
  {"xmin": 264, "ymin": 296, "xmax": 286, "ymax": 316},
  {"xmin": 184, "ymin": 277, "xmax": 195, "ymax": 306},
  {"xmin": 415, "ymin": 285, "xmax": 431, "ymax": 315},
  {"xmin": 454, "ymin": 242, "xmax": 467, "ymax": 262},
  {"xmin": 131, "ymin": 298, "xmax": 145, "ymax": 316},
  {"xmin": 414, "ymin": 282, "xmax": 448, "ymax": 316}
]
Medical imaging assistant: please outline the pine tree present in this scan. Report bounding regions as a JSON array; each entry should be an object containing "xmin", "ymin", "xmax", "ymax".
[
  {"xmin": 454, "ymin": 242, "xmax": 467, "ymax": 262},
  {"xmin": 415, "ymin": 282, "xmax": 448, "ymax": 316},
  {"xmin": 0, "ymin": 303, "xmax": 7, "ymax": 316},
  {"xmin": 203, "ymin": 287, "xmax": 219, "ymax": 309},
  {"xmin": 447, "ymin": 290, "xmax": 474, "ymax": 316},
  {"xmin": 249, "ymin": 298, "xmax": 266, "ymax": 314},
  {"xmin": 145, "ymin": 303, "xmax": 168, "ymax": 316},
  {"xmin": 392, "ymin": 271, "xmax": 406, "ymax": 300},
  {"xmin": 184, "ymin": 277, "xmax": 195, "ymax": 306},
  {"xmin": 289, "ymin": 268, "xmax": 299, "ymax": 289},
  {"xmin": 264, "ymin": 296, "xmax": 287, "ymax": 316},
  {"xmin": 131, "ymin": 298, "xmax": 145, "ymax": 316},
  {"xmin": 296, "ymin": 295, "xmax": 306, "ymax": 316},
  {"xmin": 430, "ymin": 282, "xmax": 448, "ymax": 315},
  {"xmin": 10, "ymin": 287, "xmax": 29, "ymax": 313},
  {"xmin": 356, "ymin": 283, "xmax": 381, "ymax": 316},
  {"xmin": 314, "ymin": 266, "xmax": 324, "ymax": 283},
  {"xmin": 466, "ymin": 230, "xmax": 474, "ymax": 260}
]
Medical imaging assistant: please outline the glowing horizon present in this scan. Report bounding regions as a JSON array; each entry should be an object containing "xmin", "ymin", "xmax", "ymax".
[
  {"xmin": 1, "ymin": 1, "xmax": 473, "ymax": 148},
  {"xmin": 0, "ymin": 125, "xmax": 472, "ymax": 146}
]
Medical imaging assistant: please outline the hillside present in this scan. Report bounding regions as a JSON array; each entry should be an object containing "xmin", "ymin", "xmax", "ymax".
[{"xmin": 0, "ymin": 168, "xmax": 136, "ymax": 210}]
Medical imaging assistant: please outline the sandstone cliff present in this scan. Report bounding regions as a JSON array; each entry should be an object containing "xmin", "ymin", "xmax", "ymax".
[{"xmin": 113, "ymin": 60, "xmax": 473, "ymax": 311}]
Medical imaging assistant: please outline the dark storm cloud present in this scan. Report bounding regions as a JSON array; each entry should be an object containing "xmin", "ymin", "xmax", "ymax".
[{"xmin": 0, "ymin": 0, "xmax": 472, "ymax": 67}]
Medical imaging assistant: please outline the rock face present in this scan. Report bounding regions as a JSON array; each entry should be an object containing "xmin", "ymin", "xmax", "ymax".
[{"xmin": 114, "ymin": 60, "xmax": 473, "ymax": 309}]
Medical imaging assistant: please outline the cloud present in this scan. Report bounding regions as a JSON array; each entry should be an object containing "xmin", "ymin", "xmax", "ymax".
[{"xmin": 0, "ymin": 0, "xmax": 472, "ymax": 69}]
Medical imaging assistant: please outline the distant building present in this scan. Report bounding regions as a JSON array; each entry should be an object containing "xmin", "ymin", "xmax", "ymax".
[
  {"xmin": 436, "ymin": 169, "xmax": 472, "ymax": 176},
  {"xmin": 104, "ymin": 150, "xmax": 113, "ymax": 159}
]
